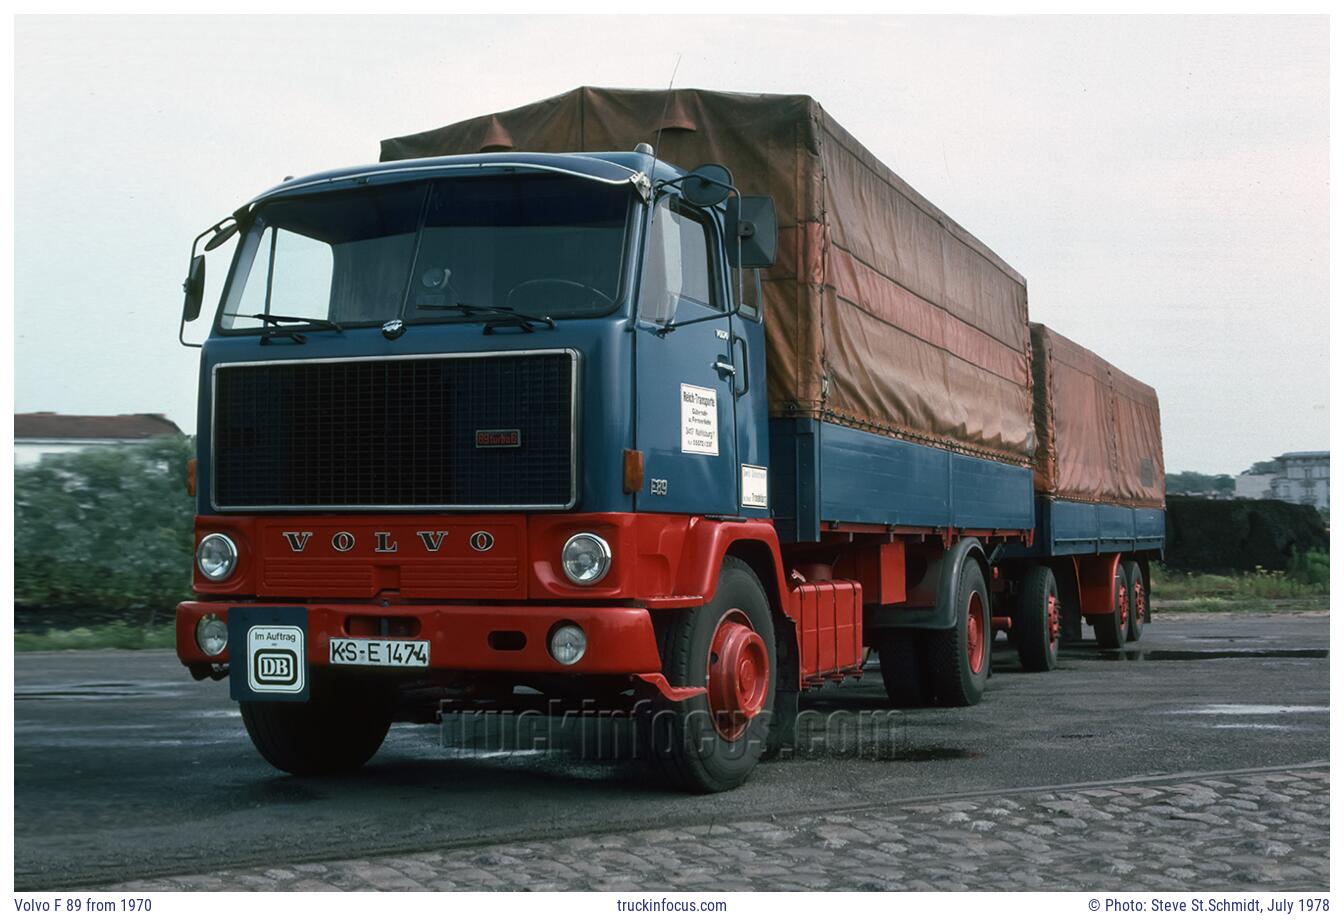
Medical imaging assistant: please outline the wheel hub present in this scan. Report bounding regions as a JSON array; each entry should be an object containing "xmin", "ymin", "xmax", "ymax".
[
  {"xmin": 1047, "ymin": 593, "xmax": 1060, "ymax": 645},
  {"xmin": 966, "ymin": 592, "xmax": 986, "ymax": 674},
  {"xmin": 707, "ymin": 612, "xmax": 770, "ymax": 741}
]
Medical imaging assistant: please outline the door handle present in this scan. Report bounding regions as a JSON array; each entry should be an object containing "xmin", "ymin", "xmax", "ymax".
[
  {"xmin": 713, "ymin": 360, "xmax": 737, "ymax": 377},
  {"xmin": 731, "ymin": 333, "xmax": 749, "ymax": 398}
]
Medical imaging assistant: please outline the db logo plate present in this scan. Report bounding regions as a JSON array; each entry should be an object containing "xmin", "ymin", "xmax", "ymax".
[{"xmin": 246, "ymin": 625, "xmax": 306, "ymax": 695}]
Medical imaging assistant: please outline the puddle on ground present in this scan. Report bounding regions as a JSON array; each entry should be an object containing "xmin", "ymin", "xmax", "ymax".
[
  {"xmin": 15, "ymin": 680, "xmax": 187, "ymax": 701},
  {"xmin": 1208, "ymin": 723, "xmax": 1307, "ymax": 731},
  {"xmin": 1064, "ymin": 648, "xmax": 1328, "ymax": 663},
  {"xmin": 1167, "ymin": 704, "xmax": 1328, "ymax": 716}
]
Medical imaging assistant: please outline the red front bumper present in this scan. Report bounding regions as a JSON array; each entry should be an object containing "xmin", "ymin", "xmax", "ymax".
[{"xmin": 176, "ymin": 601, "xmax": 663, "ymax": 675}]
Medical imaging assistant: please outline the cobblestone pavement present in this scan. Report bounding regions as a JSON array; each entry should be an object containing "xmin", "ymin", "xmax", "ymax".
[{"xmin": 126, "ymin": 763, "xmax": 1328, "ymax": 892}]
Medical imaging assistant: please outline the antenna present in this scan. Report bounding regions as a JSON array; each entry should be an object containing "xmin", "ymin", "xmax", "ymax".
[{"xmin": 648, "ymin": 53, "xmax": 682, "ymax": 170}]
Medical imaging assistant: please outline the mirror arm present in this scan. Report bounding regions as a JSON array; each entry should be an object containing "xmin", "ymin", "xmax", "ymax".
[{"xmin": 179, "ymin": 216, "xmax": 234, "ymax": 349}]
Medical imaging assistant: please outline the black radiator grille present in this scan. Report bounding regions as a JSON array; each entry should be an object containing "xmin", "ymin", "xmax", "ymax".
[{"xmin": 212, "ymin": 351, "xmax": 575, "ymax": 509}]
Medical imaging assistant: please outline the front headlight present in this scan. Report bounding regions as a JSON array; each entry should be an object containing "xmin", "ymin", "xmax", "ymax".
[
  {"xmin": 195, "ymin": 614, "xmax": 228, "ymax": 656},
  {"xmin": 196, "ymin": 533, "xmax": 238, "ymax": 582},
  {"xmin": 561, "ymin": 532, "xmax": 611, "ymax": 585}
]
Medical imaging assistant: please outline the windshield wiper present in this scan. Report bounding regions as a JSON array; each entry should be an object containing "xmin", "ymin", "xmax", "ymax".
[
  {"xmin": 415, "ymin": 301, "xmax": 556, "ymax": 333},
  {"xmin": 223, "ymin": 313, "xmax": 344, "ymax": 344}
]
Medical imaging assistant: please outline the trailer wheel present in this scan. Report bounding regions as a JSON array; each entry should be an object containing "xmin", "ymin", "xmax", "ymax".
[
  {"xmin": 923, "ymin": 559, "xmax": 991, "ymax": 706},
  {"xmin": 1017, "ymin": 565, "xmax": 1060, "ymax": 672},
  {"xmin": 240, "ymin": 674, "xmax": 393, "ymax": 776},
  {"xmin": 1124, "ymin": 561, "xmax": 1146, "ymax": 642},
  {"xmin": 877, "ymin": 629, "xmax": 929, "ymax": 707},
  {"xmin": 645, "ymin": 556, "xmax": 777, "ymax": 793},
  {"xmin": 1090, "ymin": 565, "xmax": 1129, "ymax": 650}
]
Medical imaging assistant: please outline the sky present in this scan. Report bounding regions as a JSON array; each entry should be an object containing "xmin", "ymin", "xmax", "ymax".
[{"xmin": 13, "ymin": 15, "xmax": 1329, "ymax": 475}]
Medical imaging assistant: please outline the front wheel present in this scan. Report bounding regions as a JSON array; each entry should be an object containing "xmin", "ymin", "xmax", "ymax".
[
  {"xmin": 645, "ymin": 557, "xmax": 777, "ymax": 793},
  {"xmin": 923, "ymin": 558, "xmax": 991, "ymax": 706},
  {"xmin": 240, "ymin": 674, "xmax": 393, "ymax": 776}
]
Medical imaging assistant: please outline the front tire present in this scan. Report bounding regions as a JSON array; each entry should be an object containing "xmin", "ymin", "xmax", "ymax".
[
  {"xmin": 923, "ymin": 558, "xmax": 991, "ymax": 706},
  {"xmin": 646, "ymin": 557, "xmax": 777, "ymax": 793},
  {"xmin": 240, "ymin": 674, "xmax": 393, "ymax": 776}
]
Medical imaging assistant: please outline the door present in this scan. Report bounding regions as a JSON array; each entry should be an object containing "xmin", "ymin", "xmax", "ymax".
[{"xmin": 634, "ymin": 197, "xmax": 738, "ymax": 515}]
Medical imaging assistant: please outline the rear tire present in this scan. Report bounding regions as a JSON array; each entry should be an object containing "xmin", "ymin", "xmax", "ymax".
[
  {"xmin": 877, "ymin": 629, "xmax": 929, "ymax": 707},
  {"xmin": 1090, "ymin": 564, "xmax": 1129, "ymax": 650},
  {"xmin": 240, "ymin": 674, "xmax": 393, "ymax": 776},
  {"xmin": 1124, "ymin": 560, "xmax": 1146, "ymax": 642},
  {"xmin": 645, "ymin": 557, "xmax": 777, "ymax": 793},
  {"xmin": 1017, "ymin": 565, "xmax": 1060, "ymax": 672},
  {"xmin": 923, "ymin": 558, "xmax": 991, "ymax": 706}
]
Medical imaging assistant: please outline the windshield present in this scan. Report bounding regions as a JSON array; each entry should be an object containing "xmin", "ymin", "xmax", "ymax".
[{"xmin": 219, "ymin": 173, "xmax": 633, "ymax": 331}]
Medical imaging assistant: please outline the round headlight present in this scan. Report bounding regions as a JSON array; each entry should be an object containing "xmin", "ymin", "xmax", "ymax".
[
  {"xmin": 195, "ymin": 613, "xmax": 228, "ymax": 657},
  {"xmin": 561, "ymin": 532, "xmax": 612, "ymax": 585},
  {"xmin": 549, "ymin": 623, "xmax": 587, "ymax": 666},
  {"xmin": 196, "ymin": 533, "xmax": 238, "ymax": 582}
]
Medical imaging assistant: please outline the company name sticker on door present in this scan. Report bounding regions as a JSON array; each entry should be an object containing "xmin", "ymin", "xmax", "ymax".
[
  {"xmin": 741, "ymin": 464, "xmax": 769, "ymax": 508},
  {"xmin": 680, "ymin": 383, "xmax": 719, "ymax": 456},
  {"xmin": 247, "ymin": 625, "xmax": 306, "ymax": 695}
]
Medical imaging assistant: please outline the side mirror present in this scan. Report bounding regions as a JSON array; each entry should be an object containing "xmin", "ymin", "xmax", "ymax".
[
  {"xmin": 182, "ymin": 254, "xmax": 206, "ymax": 322},
  {"xmin": 726, "ymin": 196, "xmax": 777, "ymax": 269},
  {"xmin": 682, "ymin": 163, "xmax": 733, "ymax": 208}
]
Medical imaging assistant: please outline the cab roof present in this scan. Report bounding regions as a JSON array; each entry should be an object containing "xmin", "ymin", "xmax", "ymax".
[{"xmin": 243, "ymin": 150, "xmax": 683, "ymax": 211}]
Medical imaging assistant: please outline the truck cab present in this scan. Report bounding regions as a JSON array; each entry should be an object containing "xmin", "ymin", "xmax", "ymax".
[{"xmin": 177, "ymin": 150, "xmax": 785, "ymax": 792}]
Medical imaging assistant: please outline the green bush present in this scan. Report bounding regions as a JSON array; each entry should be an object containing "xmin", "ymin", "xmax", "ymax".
[
  {"xmin": 15, "ymin": 437, "xmax": 195, "ymax": 612},
  {"xmin": 1152, "ymin": 552, "xmax": 1329, "ymax": 601}
]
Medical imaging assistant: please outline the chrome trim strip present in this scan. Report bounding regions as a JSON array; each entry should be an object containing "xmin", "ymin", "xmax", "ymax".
[{"xmin": 210, "ymin": 348, "xmax": 581, "ymax": 513}]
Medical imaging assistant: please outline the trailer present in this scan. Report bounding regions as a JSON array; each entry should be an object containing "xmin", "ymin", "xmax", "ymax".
[{"xmin": 174, "ymin": 88, "xmax": 1164, "ymax": 792}]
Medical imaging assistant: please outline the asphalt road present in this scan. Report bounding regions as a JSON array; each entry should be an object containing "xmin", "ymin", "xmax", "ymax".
[{"xmin": 14, "ymin": 611, "xmax": 1329, "ymax": 890}]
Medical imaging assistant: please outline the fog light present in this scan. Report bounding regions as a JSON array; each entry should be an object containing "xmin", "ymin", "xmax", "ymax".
[
  {"xmin": 196, "ymin": 533, "xmax": 238, "ymax": 582},
  {"xmin": 561, "ymin": 532, "xmax": 611, "ymax": 585},
  {"xmin": 548, "ymin": 623, "xmax": 587, "ymax": 666},
  {"xmin": 195, "ymin": 614, "xmax": 228, "ymax": 656}
]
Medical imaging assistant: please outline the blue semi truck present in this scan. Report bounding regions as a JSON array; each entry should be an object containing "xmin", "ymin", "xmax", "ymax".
[{"xmin": 175, "ymin": 89, "xmax": 1165, "ymax": 792}]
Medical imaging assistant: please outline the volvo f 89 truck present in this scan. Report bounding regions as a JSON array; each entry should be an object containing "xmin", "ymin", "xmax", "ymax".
[{"xmin": 175, "ymin": 88, "xmax": 1165, "ymax": 792}]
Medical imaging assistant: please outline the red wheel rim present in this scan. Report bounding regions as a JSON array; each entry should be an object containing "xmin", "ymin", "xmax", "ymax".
[
  {"xmin": 1133, "ymin": 580, "xmax": 1145, "ymax": 627},
  {"xmin": 966, "ymin": 592, "xmax": 986, "ymax": 674},
  {"xmin": 1117, "ymin": 575, "xmax": 1129, "ymax": 631},
  {"xmin": 706, "ymin": 611, "xmax": 770, "ymax": 742},
  {"xmin": 1047, "ymin": 592, "xmax": 1060, "ymax": 647}
]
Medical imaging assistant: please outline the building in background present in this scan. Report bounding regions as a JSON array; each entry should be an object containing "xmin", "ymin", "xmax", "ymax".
[
  {"xmin": 1234, "ymin": 451, "xmax": 1329, "ymax": 512},
  {"xmin": 14, "ymin": 412, "xmax": 184, "ymax": 468}
]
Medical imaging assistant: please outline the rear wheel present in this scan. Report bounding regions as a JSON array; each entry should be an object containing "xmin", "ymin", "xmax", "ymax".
[
  {"xmin": 1124, "ymin": 560, "xmax": 1146, "ymax": 642},
  {"xmin": 1017, "ymin": 565, "xmax": 1060, "ymax": 672},
  {"xmin": 877, "ymin": 629, "xmax": 929, "ymax": 707},
  {"xmin": 1090, "ymin": 564, "xmax": 1129, "ymax": 650},
  {"xmin": 240, "ymin": 674, "xmax": 393, "ymax": 775},
  {"xmin": 646, "ymin": 557, "xmax": 777, "ymax": 793},
  {"xmin": 923, "ymin": 558, "xmax": 991, "ymax": 706}
]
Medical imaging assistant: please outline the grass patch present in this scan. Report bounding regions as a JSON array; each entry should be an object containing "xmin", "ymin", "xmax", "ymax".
[
  {"xmin": 15, "ymin": 622, "xmax": 176, "ymax": 652},
  {"xmin": 1152, "ymin": 550, "xmax": 1329, "ymax": 603}
]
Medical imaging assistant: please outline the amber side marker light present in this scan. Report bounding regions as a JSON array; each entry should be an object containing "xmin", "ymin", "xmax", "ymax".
[
  {"xmin": 623, "ymin": 449, "xmax": 645, "ymax": 494},
  {"xmin": 185, "ymin": 457, "xmax": 197, "ymax": 497}
]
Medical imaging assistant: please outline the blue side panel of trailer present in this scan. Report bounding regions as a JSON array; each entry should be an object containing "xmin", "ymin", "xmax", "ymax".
[
  {"xmin": 1002, "ymin": 498, "xmax": 1166, "ymax": 558},
  {"xmin": 769, "ymin": 418, "xmax": 1035, "ymax": 542}
]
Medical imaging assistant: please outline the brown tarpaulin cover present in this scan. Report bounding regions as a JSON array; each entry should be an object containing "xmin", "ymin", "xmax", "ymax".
[
  {"xmin": 1031, "ymin": 323, "xmax": 1165, "ymax": 508},
  {"xmin": 381, "ymin": 87, "xmax": 1035, "ymax": 465}
]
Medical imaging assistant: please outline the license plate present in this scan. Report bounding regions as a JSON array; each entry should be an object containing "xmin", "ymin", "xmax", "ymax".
[{"xmin": 329, "ymin": 638, "xmax": 430, "ymax": 668}]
